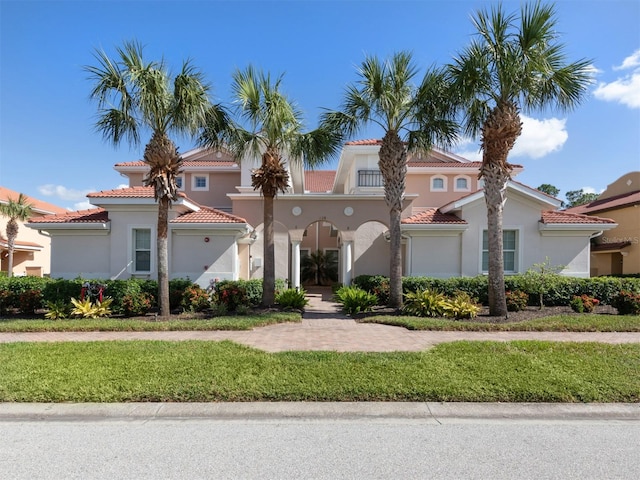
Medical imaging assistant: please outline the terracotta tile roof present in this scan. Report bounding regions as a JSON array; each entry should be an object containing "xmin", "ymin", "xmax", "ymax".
[
  {"xmin": 28, "ymin": 208, "xmax": 109, "ymax": 224},
  {"xmin": 592, "ymin": 241, "xmax": 632, "ymax": 252},
  {"xmin": 541, "ymin": 211, "xmax": 616, "ymax": 224},
  {"xmin": 0, "ymin": 186, "xmax": 67, "ymax": 214},
  {"xmin": 566, "ymin": 190, "xmax": 640, "ymax": 214},
  {"xmin": 305, "ymin": 170, "xmax": 335, "ymax": 192},
  {"xmin": 0, "ymin": 236, "xmax": 44, "ymax": 249},
  {"xmin": 171, "ymin": 207, "xmax": 246, "ymax": 224},
  {"xmin": 115, "ymin": 160, "xmax": 237, "ymax": 168},
  {"xmin": 402, "ymin": 208, "xmax": 467, "ymax": 225},
  {"xmin": 86, "ymin": 186, "xmax": 188, "ymax": 200},
  {"xmin": 345, "ymin": 139, "xmax": 382, "ymax": 146},
  {"xmin": 407, "ymin": 161, "xmax": 484, "ymax": 168}
]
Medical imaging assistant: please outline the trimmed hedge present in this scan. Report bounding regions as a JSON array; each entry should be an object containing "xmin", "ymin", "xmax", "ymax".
[{"xmin": 353, "ymin": 274, "xmax": 640, "ymax": 307}]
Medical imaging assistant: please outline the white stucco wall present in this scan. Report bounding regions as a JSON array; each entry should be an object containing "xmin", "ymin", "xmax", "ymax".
[
  {"xmin": 49, "ymin": 232, "xmax": 110, "ymax": 279},
  {"xmin": 408, "ymin": 232, "xmax": 463, "ymax": 278},
  {"xmin": 354, "ymin": 221, "xmax": 389, "ymax": 276}
]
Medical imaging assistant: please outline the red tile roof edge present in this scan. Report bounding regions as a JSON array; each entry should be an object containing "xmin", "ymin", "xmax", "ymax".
[
  {"xmin": 541, "ymin": 210, "xmax": 616, "ymax": 224},
  {"xmin": 28, "ymin": 208, "xmax": 109, "ymax": 224},
  {"xmin": 402, "ymin": 207, "xmax": 467, "ymax": 225}
]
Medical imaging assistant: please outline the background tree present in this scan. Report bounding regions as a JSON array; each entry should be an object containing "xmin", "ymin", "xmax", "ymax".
[
  {"xmin": 447, "ymin": 2, "xmax": 592, "ymax": 316},
  {"xmin": 86, "ymin": 41, "xmax": 224, "ymax": 317},
  {"xmin": 322, "ymin": 52, "xmax": 457, "ymax": 308},
  {"xmin": 537, "ymin": 183, "xmax": 560, "ymax": 197},
  {"xmin": 201, "ymin": 66, "xmax": 341, "ymax": 306},
  {"xmin": 301, "ymin": 250, "xmax": 338, "ymax": 286},
  {"xmin": 0, "ymin": 193, "xmax": 33, "ymax": 277},
  {"xmin": 565, "ymin": 189, "xmax": 599, "ymax": 207}
]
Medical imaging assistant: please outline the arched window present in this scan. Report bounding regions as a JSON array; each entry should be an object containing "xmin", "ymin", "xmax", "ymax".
[
  {"xmin": 431, "ymin": 175, "xmax": 447, "ymax": 191},
  {"xmin": 454, "ymin": 175, "xmax": 470, "ymax": 192}
]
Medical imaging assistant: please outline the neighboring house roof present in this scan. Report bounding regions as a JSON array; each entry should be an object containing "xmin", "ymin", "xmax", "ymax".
[
  {"xmin": 115, "ymin": 160, "xmax": 237, "ymax": 168},
  {"xmin": 87, "ymin": 186, "xmax": 186, "ymax": 199},
  {"xmin": 566, "ymin": 190, "xmax": 640, "ymax": 215},
  {"xmin": 0, "ymin": 235, "xmax": 43, "ymax": 251},
  {"xmin": 591, "ymin": 241, "xmax": 632, "ymax": 252},
  {"xmin": 540, "ymin": 210, "xmax": 616, "ymax": 225},
  {"xmin": 305, "ymin": 171, "xmax": 336, "ymax": 193},
  {"xmin": 172, "ymin": 207, "xmax": 246, "ymax": 224},
  {"xmin": 0, "ymin": 186, "xmax": 67, "ymax": 215},
  {"xmin": 28, "ymin": 208, "xmax": 109, "ymax": 224},
  {"xmin": 402, "ymin": 208, "xmax": 467, "ymax": 225}
]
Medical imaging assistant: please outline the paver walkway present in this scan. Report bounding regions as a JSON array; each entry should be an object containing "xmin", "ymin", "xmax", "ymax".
[{"xmin": 1, "ymin": 288, "xmax": 639, "ymax": 352}]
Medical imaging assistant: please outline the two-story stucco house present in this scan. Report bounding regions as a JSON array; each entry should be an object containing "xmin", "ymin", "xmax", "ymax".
[
  {"xmin": 566, "ymin": 171, "xmax": 640, "ymax": 276},
  {"xmin": 27, "ymin": 141, "xmax": 617, "ymax": 287},
  {"xmin": 1, "ymin": 186, "xmax": 67, "ymax": 277}
]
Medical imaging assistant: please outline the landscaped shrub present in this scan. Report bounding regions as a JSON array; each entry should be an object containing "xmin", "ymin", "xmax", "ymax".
[
  {"xmin": 44, "ymin": 300, "xmax": 71, "ymax": 320},
  {"xmin": 120, "ymin": 292, "xmax": 153, "ymax": 317},
  {"xmin": 334, "ymin": 286, "xmax": 378, "ymax": 315},
  {"xmin": 570, "ymin": 294, "xmax": 600, "ymax": 313},
  {"xmin": 180, "ymin": 284, "xmax": 211, "ymax": 312},
  {"xmin": 0, "ymin": 289, "xmax": 14, "ymax": 315},
  {"xmin": 506, "ymin": 290, "xmax": 529, "ymax": 312},
  {"xmin": 402, "ymin": 289, "xmax": 449, "ymax": 318},
  {"xmin": 352, "ymin": 275, "xmax": 390, "ymax": 305},
  {"xmin": 275, "ymin": 288, "xmax": 309, "ymax": 310},
  {"xmin": 214, "ymin": 280, "xmax": 248, "ymax": 312},
  {"xmin": 70, "ymin": 297, "xmax": 113, "ymax": 319},
  {"xmin": 17, "ymin": 289, "xmax": 43, "ymax": 314},
  {"xmin": 611, "ymin": 291, "xmax": 640, "ymax": 315},
  {"xmin": 169, "ymin": 278, "xmax": 194, "ymax": 311},
  {"xmin": 445, "ymin": 291, "xmax": 481, "ymax": 319}
]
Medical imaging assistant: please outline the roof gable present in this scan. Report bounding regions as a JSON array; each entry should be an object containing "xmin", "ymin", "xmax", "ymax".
[{"xmin": 566, "ymin": 190, "xmax": 640, "ymax": 215}]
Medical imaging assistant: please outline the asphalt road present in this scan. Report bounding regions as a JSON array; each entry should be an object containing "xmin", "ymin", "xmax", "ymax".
[{"xmin": 2, "ymin": 403, "xmax": 639, "ymax": 479}]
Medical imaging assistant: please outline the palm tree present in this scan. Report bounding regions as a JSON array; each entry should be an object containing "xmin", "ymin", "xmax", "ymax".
[
  {"xmin": 0, "ymin": 193, "xmax": 33, "ymax": 277},
  {"xmin": 447, "ymin": 2, "xmax": 592, "ymax": 316},
  {"xmin": 85, "ymin": 40, "xmax": 227, "ymax": 317},
  {"xmin": 322, "ymin": 52, "xmax": 458, "ymax": 308},
  {"xmin": 200, "ymin": 66, "xmax": 341, "ymax": 306}
]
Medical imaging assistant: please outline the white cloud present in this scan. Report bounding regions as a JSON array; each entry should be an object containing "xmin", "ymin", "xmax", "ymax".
[
  {"xmin": 511, "ymin": 116, "xmax": 568, "ymax": 159},
  {"xmin": 614, "ymin": 49, "xmax": 640, "ymax": 71},
  {"xmin": 72, "ymin": 201, "xmax": 94, "ymax": 211},
  {"xmin": 38, "ymin": 184, "xmax": 93, "ymax": 202},
  {"xmin": 594, "ymin": 49, "xmax": 640, "ymax": 109},
  {"xmin": 452, "ymin": 116, "xmax": 569, "ymax": 161}
]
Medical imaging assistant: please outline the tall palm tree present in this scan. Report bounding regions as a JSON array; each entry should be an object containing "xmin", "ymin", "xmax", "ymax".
[
  {"xmin": 447, "ymin": 2, "xmax": 592, "ymax": 316},
  {"xmin": 85, "ymin": 40, "xmax": 227, "ymax": 317},
  {"xmin": 200, "ymin": 66, "xmax": 341, "ymax": 306},
  {"xmin": 0, "ymin": 193, "xmax": 33, "ymax": 277},
  {"xmin": 322, "ymin": 52, "xmax": 458, "ymax": 308}
]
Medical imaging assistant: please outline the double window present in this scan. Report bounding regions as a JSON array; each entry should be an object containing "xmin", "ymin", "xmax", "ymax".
[
  {"xmin": 357, "ymin": 170, "xmax": 383, "ymax": 187},
  {"xmin": 192, "ymin": 174, "xmax": 209, "ymax": 191},
  {"xmin": 482, "ymin": 230, "xmax": 518, "ymax": 273}
]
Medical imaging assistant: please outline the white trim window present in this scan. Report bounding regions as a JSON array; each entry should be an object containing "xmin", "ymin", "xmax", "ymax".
[
  {"xmin": 431, "ymin": 175, "xmax": 447, "ymax": 191},
  {"xmin": 192, "ymin": 174, "xmax": 209, "ymax": 191},
  {"xmin": 175, "ymin": 174, "xmax": 185, "ymax": 191},
  {"xmin": 482, "ymin": 229, "xmax": 519, "ymax": 273},
  {"xmin": 454, "ymin": 175, "xmax": 470, "ymax": 192},
  {"xmin": 132, "ymin": 228, "xmax": 153, "ymax": 273}
]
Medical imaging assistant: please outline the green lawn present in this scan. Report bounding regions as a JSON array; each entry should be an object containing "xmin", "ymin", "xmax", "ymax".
[
  {"xmin": 359, "ymin": 314, "xmax": 640, "ymax": 332},
  {"xmin": 0, "ymin": 340, "xmax": 638, "ymax": 403},
  {"xmin": 0, "ymin": 312, "xmax": 301, "ymax": 332}
]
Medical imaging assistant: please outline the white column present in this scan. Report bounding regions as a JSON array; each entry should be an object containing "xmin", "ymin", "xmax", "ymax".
[
  {"xmin": 342, "ymin": 240, "xmax": 353, "ymax": 286},
  {"xmin": 291, "ymin": 240, "xmax": 301, "ymax": 289}
]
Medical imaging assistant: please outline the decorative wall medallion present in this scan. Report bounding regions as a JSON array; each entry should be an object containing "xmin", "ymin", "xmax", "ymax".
[
  {"xmin": 292, "ymin": 206, "xmax": 302, "ymax": 216},
  {"xmin": 344, "ymin": 206, "xmax": 354, "ymax": 216}
]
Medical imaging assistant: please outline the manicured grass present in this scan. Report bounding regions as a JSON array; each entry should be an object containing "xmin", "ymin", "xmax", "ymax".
[
  {"xmin": 359, "ymin": 314, "xmax": 640, "ymax": 332},
  {"xmin": 0, "ymin": 340, "xmax": 638, "ymax": 402},
  {"xmin": 0, "ymin": 312, "xmax": 301, "ymax": 332}
]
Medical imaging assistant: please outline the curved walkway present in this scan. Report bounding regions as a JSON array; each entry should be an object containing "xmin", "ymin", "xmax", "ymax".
[{"xmin": 1, "ymin": 289, "xmax": 639, "ymax": 352}]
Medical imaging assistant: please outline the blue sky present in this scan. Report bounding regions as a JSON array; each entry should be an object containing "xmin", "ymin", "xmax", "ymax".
[{"xmin": 1, "ymin": 0, "xmax": 638, "ymax": 211}]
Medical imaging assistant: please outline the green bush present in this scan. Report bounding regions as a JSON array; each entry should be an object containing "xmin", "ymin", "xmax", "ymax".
[
  {"xmin": 42, "ymin": 278, "xmax": 84, "ymax": 304},
  {"xmin": 168, "ymin": 278, "xmax": 194, "ymax": 311},
  {"xmin": 214, "ymin": 281, "xmax": 248, "ymax": 312},
  {"xmin": 506, "ymin": 290, "xmax": 529, "ymax": 312},
  {"xmin": 120, "ymin": 292, "xmax": 153, "ymax": 317},
  {"xmin": 611, "ymin": 291, "xmax": 640, "ymax": 315},
  {"xmin": 275, "ymin": 288, "xmax": 309, "ymax": 310},
  {"xmin": 402, "ymin": 289, "xmax": 449, "ymax": 318},
  {"xmin": 44, "ymin": 300, "xmax": 71, "ymax": 320},
  {"xmin": 181, "ymin": 285, "xmax": 211, "ymax": 312},
  {"xmin": 445, "ymin": 291, "xmax": 481, "ymax": 320},
  {"xmin": 17, "ymin": 289, "xmax": 43, "ymax": 314},
  {"xmin": 570, "ymin": 294, "xmax": 600, "ymax": 313},
  {"xmin": 334, "ymin": 286, "xmax": 378, "ymax": 315}
]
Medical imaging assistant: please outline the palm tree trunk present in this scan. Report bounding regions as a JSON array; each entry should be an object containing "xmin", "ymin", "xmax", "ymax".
[
  {"xmin": 262, "ymin": 194, "xmax": 276, "ymax": 306},
  {"xmin": 379, "ymin": 130, "xmax": 406, "ymax": 309},
  {"xmin": 6, "ymin": 244, "xmax": 14, "ymax": 278},
  {"xmin": 6, "ymin": 219, "xmax": 18, "ymax": 278},
  {"xmin": 157, "ymin": 196, "xmax": 170, "ymax": 317},
  {"xmin": 483, "ymin": 163, "xmax": 510, "ymax": 317}
]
